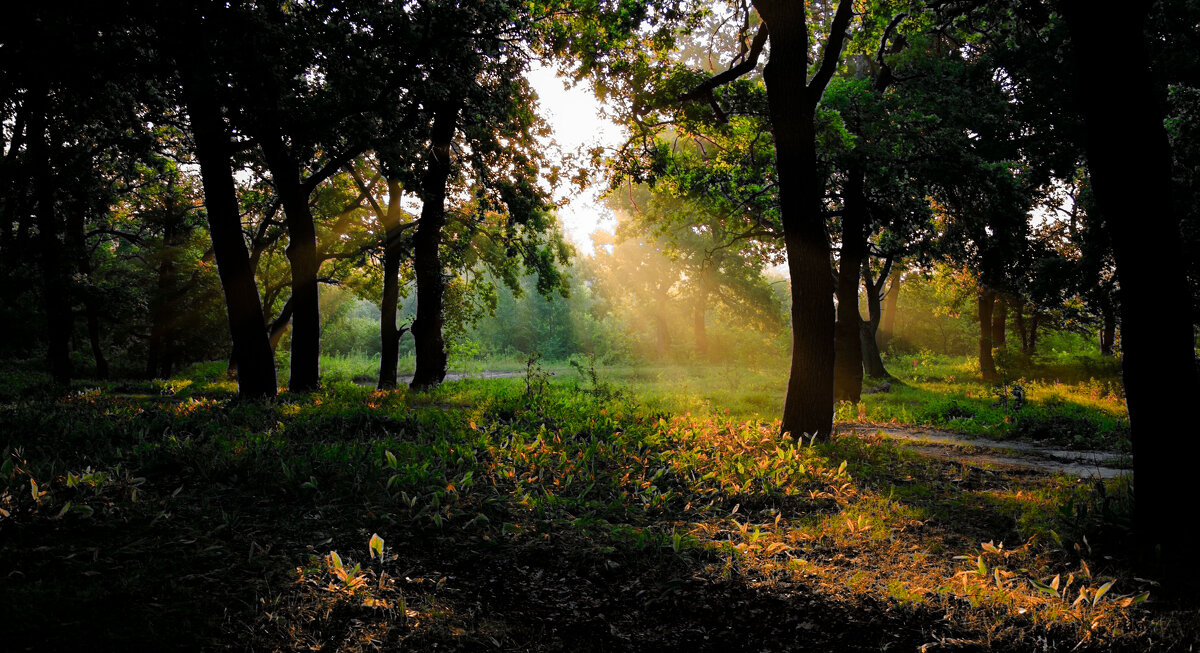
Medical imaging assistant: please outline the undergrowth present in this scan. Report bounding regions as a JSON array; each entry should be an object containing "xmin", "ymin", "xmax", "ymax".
[{"xmin": 0, "ymin": 362, "xmax": 1189, "ymax": 651}]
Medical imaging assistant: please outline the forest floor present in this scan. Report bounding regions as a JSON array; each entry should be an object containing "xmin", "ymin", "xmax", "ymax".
[{"xmin": 1, "ymin": 369, "xmax": 1196, "ymax": 651}]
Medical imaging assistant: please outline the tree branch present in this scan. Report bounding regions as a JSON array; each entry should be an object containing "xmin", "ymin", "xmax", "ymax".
[
  {"xmin": 679, "ymin": 24, "xmax": 769, "ymax": 104},
  {"xmin": 807, "ymin": 0, "xmax": 857, "ymax": 101}
]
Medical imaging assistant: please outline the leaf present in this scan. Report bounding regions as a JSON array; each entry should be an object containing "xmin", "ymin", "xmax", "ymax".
[
  {"xmin": 1094, "ymin": 580, "xmax": 1115, "ymax": 603},
  {"xmin": 838, "ymin": 460, "xmax": 848, "ymax": 476},
  {"xmin": 1131, "ymin": 591, "xmax": 1150, "ymax": 604},
  {"xmin": 976, "ymin": 556, "xmax": 988, "ymax": 576},
  {"xmin": 368, "ymin": 533, "xmax": 384, "ymax": 561},
  {"xmin": 1050, "ymin": 574, "xmax": 1061, "ymax": 592},
  {"xmin": 765, "ymin": 542, "xmax": 791, "ymax": 555},
  {"xmin": 329, "ymin": 551, "xmax": 344, "ymax": 571},
  {"xmin": 1029, "ymin": 578, "xmax": 1057, "ymax": 595},
  {"xmin": 981, "ymin": 541, "xmax": 998, "ymax": 553},
  {"xmin": 385, "ymin": 450, "xmax": 398, "ymax": 470}
]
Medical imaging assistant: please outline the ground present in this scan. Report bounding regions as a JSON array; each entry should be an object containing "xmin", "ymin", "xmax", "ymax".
[{"xmin": 1, "ymin": 369, "xmax": 1196, "ymax": 651}]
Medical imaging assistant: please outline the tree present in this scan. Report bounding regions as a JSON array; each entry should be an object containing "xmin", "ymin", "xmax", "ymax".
[{"xmin": 1062, "ymin": 0, "xmax": 1200, "ymax": 593}]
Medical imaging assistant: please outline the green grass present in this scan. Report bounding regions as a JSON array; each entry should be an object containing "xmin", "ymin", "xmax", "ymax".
[{"xmin": 0, "ymin": 357, "xmax": 1186, "ymax": 651}]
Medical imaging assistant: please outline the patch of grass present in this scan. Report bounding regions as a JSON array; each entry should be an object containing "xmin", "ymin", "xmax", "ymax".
[{"xmin": 1, "ymin": 353, "xmax": 1181, "ymax": 650}]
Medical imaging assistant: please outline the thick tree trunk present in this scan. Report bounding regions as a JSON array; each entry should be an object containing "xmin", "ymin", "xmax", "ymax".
[
  {"xmin": 991, "ymin": 295, "xmax": 1007, "ymax": 353},
  {"xmin": 833, "ymin": 165, "xmax": 867, "ymax": 402},
  {"xmin": 378, "ymin": 180, "xmax": 407, "ymax": 389},
  {"xmin": 758, "ymin": 0, "xmax": 852, "ymax": 441},
  {"xmin": 28, "ymin": 93, "xmax": 73, "ymax": 386},
  {"xmin": 182, "ymin": 63, "xmax": 277, "ymax": 399},
  {"xmin": 1064, "ymin": 1, "xmax": 1200, "ymax": 593},
  {"xmin": 261, "ymin": 133, "xmax": 321, "ymax": 393},
  {"xmin": 409, "ymin": 104, "xmax": 458, "ymax": 391},
  {"xmin": 977, "ymin": 287, "xmax": 997, "ymax": 382}
]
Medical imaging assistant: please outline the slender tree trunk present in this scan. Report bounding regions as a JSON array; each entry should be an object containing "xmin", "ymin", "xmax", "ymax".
[
  {"xmin": 1099, "ymin": 295, "xmax": 1116, "ymax": 356},
  {"xmin": 834, "ymin": 165, "xmax": 867, "ymax": 402},
  {"xmin": 379, "ymin": 180, "xmax": 407, "ymax": 389},
  {"xmin": 861, "ymin": 257, "xmax": 892, "ymax": 379},
  {"xmin": 758, "ymin": 0, "xmax": 853, "ymax": 441},
  {"xmin": 654, "ymin": 311, "xmax": 671, "ymax": 358},
  {"xmin": 1028, "ymin": 312, "xmax": 1040, "ymax": 354},
  {"xmin": 410, "ymin": 104, "xmax": 459, "ymax": 391},
  {"xmin": 28, "ymin": 92, "xmax": 73, "ymax": 386},
  {"xmin": 66, "ymin": 204, "xmax": 108, "ymax": 379},
  {"xmin": 991, "ymin": 295, "xmax": 1007, "ymax": 353},
  {"xmin": 878, "ymin": 265, "xmax": 901, "ymax": 349},
  {"xmin": 182, "ymin": 62, "xmax": 277, "ymax": 399},
  {"xmin": 693, "ymin": 268, "xmax": 709, "ymax": 359},
  {"xmin": 1014, "ymin": 301, "xmax": 1029, "ymax": 353},
  {"xmin": 1064, "ymin": 2, "xmax": 1200, "ymax": 592},
  {"xmin": 261, "ymin": 133, "xmax": 321, "ymax": 393},
  {"xmin": 978, "ymin": 287, "xmax": 997, "ymax": 382},
  {"xmin": 267, "ymin": 296, "xmax": 294, "ymax": 351}
]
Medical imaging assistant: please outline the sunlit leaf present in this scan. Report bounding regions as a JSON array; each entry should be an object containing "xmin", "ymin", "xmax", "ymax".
[
  {"xmin": 369, "ymin": 533, "xmax": 384, "ymax": 561},
  {"xmin": 1094, "ymin": 580, "xmax": 1115, "ymax": 602}
]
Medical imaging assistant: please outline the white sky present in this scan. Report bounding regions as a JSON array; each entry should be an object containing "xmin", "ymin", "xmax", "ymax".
[{"xmin": 525, "ymin": 63, "xmax": 625, "ymax": 255}]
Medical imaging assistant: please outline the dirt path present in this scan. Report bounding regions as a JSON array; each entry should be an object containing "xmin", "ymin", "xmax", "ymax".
[
  {"xmin": 396, "ymin": 370, "xmax": 524, "ymax": 385},
  {"xmin": 844, "ymin": 424, "xmax": 1130, "ymax": 479}
]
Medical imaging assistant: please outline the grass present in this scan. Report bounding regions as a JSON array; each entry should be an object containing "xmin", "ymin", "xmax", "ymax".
[{"xmin": 0, "ymin": 356, "xmax": 1193, "ymax": 650}]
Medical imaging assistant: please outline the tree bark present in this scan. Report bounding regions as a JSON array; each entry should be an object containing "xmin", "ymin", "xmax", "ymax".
[
  {"xmin": 1027, "ymin": 311, "xmax": 1040, "ymax": 354},
  {"xmin": 833, "ymin": 165, "xmax": 868, "ymax": 402},
  {"xmin": 758, "ymin": 0, "xmax": 853, "ymax": 441},
  {"xmin": 409, "ymin": 104, "xmax": 458, "ymax": 391},
  {"xmin": 1014, "ymin": 300, "xmax": 1028, "ymax": 353},
  {"xmin": 1098, "ymin": 295, "xmax": 1116, "ymax": 356},
  {"xmin": 861, "ymin": 256, "xmax": 893, "ymax": 379},
  {"xmin": 1064, "ymin": 0, "xmax": 1200, "ymax": 593},
  {"xmin": 378, "ymin": 180, "xmax": 408, "ymax": 389},
  {"xmin": 977, "ymin": 287, "xmax": 997, "ymax": 382},
  {"xmin": 991, "ymin": 294, "xmax": 1007, "ymax": 353},
  {"xmin": 260, "ymin": 133, "xmax": 321, "ymax": 393},
  {"xmin": 29, "ymin": 98, "xmax": 74, "ymax": 386},
  {"xmin": 182, "ymin": 60, "xmax": 277, "ymax": 400},
  {"xmin": 693, "ymin": 272, "xmax": 709, "ymax": 359},
  {"xmin": 878, "ymin": 265, "xmax": 902, "ymax": 349}
]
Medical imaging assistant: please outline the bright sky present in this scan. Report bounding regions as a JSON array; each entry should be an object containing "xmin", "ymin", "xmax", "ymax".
[{"xmin": 525, "ymin": 64, "xmax": 625, "ymax": 255}]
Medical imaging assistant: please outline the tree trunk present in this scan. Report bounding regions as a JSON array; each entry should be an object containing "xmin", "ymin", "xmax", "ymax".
[
  {"xmin": 991, "ymin": 295, "xmax": 1007, "ymax": 353},
  {"xmin": 66, "ymin": 199, "xmax": 108, "ymax": 379},
  {"xmin": 978, "ymin": 287, "xmax": 997, "ymax": 382},
  {"xmin": 878, "ymin": 265, "xmax": 901, "ymax": 350},
  {"xmin": 1014, "ymin": 300, "xmax": 1029, "ymax": 353},
  {"xmin": 409, "ymin": 104, "xmax": 458, "ymax": 391},
  {"xmin": 28, "ymin": 91, "xmax": 73, "ymax": 386},
  {"xmin": 1064, "ymin": 0, "xmax": 1200, "ymax": 593},
  {"xmin": 261, "ymin": 133, "xmax": 321, "ymax": 393},
  {"xmin": 378, "ymin": 180, "xmax": 407, "ymax": 389},
  {"xmin": 1028, "ymin": 311, "xmax": 1040, "ymax": 354},
  {"xmin": 1099, "ymin": 295, "xmax": 1116, "ymax": 356},
  {"xmin": 833, "ymin": 165, "xmax": 867, "ymax": 402},
  {"xmin": 861, "ymin": 257, "xmax": 892, "ymax": 379},
  {"xmin": 693, "ymin": 279, "xmax": 709, "ymax": 359},
  {"xmin": 654, "ymin": 311, "xmax": 671, "ymax": 358},
  {"xmin": 757, "ymin": 0, "xmax": 853, "ymax": 441},
  {"xmin": 182, "ymin": 61, "xmax": 277, "ymax": 400}
]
